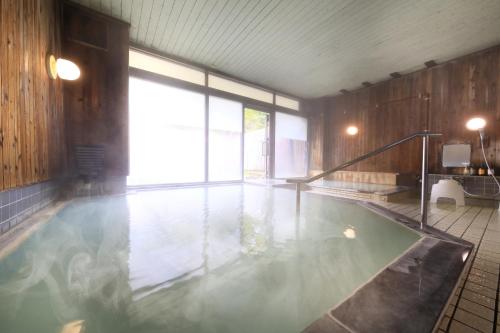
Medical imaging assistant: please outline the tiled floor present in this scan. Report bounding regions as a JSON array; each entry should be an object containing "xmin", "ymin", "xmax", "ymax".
[{"xmin": 377, "ymin": 199, "xmax": 500, "ymax": 333}]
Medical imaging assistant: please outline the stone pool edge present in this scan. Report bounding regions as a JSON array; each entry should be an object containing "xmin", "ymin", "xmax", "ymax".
[
  {"xmin": 0, "ymin": 200, "xmax": 71, "ymax": 260},
  {"xmin": 302, "ymin": 197, "xmax": 474, "ymax": 333}
]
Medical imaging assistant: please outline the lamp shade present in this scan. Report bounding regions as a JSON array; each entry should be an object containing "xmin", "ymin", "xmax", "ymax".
[
  {"xmin": 465, "ymin": 117, "xmax": 486, "ymax": 131},
  {"xmin": 56, "ymin": 58, "xmax": 80, "ymax": 80},
  {"xmin": 46, "ymin": 54, "xmax": 58, "ymax": 79},
  {"xmin": 346, "ymin": 126, "xmax": 359, "ymax": 135}
]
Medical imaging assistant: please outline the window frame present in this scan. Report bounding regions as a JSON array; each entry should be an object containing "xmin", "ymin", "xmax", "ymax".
[{"xmin": 128, "ymin": 48, "xmax": 308, "ymax": 187}]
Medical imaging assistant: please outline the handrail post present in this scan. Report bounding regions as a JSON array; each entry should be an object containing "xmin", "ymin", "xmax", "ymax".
[
  {"xmin": 296, "ymin": 183, "xmax": 301, "ymax": 213},
  {"xmin": 420, "ymin": 134, "xmax": 430, "ymax": 229}
]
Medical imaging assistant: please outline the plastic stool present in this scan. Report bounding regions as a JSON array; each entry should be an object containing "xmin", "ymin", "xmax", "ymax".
[{"xmin": 430, "ymin": 179, "xmax": 465, "ymax": 206}]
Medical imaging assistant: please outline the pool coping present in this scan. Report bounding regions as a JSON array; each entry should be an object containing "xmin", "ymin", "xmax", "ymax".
[
  {"xmin": 302, "ymin": 194, "xmax": 474, "ymax": 333},
  {"xmin": 0, "ymin": 200, "xmax": 70, "ymax": 261}
]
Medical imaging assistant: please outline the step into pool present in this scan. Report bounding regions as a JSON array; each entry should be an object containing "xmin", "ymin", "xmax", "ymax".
[
  {"xmin": 0, "ymin": 184, "xmax": 422, "ymax": 332},
  {"xmin": 309, "ymin": 179, "xmax": 410, "ymax": 194}
]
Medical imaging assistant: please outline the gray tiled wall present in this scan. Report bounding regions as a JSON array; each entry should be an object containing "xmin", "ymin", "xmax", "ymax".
[
  {"xmin": 0, "ymin": 180, "xmax": 60, "ymax": 234},
  {"xmin": 429, "ymin": 174, "xmax": 500, "ymax": 197}
]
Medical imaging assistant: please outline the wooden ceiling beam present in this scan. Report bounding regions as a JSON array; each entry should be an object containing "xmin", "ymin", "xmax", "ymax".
[{"xmin": 424, "ymin": 60, "xmax": 437, "ymax": 68}]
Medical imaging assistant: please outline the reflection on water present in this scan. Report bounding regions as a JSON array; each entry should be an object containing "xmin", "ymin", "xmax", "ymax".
[
  {"xmin": 60, "ymin": 320, "xmax": 84, "ymax": 333},
  {"xmin": 343, "ymin": 226, "xmax": 356, "ymax": 239},
  {"xmin": 0, "ymin": 185, "xmax": 419, "ymax": 333}
]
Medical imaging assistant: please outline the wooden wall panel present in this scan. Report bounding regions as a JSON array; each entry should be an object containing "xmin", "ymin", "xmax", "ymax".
[
  {"xmin": 304, "ymin": 98, "xmax": 326, "ymax": 174},
  {"xmin": 0, "ymin": 0, "xmax": 66, "ymax": 191},
  {"xmin": 305, "ymin": 45, "xmax": 500, "ymax": 177},
  {"xmin": 62, "ymin": 2, "xmax": 129, "ymax": 179}
]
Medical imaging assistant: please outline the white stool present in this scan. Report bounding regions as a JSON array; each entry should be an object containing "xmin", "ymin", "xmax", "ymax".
[{"xmin": 430, "ymin": 179, "xmax": 465, "ymax": 206}]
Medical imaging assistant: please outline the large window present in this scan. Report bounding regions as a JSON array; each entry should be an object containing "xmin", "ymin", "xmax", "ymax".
[
  {"xmin": 129, "ymin": 50, "xmax": 205, "ymax": 85},
  {"xmin": 275, "ymin": 95, "xmax": 300, "ymax": 111},
  {"xmin": 274, "ymin": 112, "xmax": 308, "ymax": 178},
  {"xmin": 208, "ymin": 74, "xmax": 273, "ymax": 104},
  {"xmin": 128, "ymin": 77, "xmax": 205, "ymax": 185},
  {"xmin": 208, "ymin": 96, "xmax": 243, "ymax": 181},
  {"xmin": 128, "ymin": 50, "xmax": 308, "ymax": 186},
  {"xmin": 130, "ymin": 49, "xmax": 301, "ymax": 111}
]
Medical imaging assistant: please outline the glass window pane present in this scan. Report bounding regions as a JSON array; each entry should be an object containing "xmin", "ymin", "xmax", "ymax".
[
  {"xmin": 275, "ymin": 112, "xmax": 308, "ymax": 178},
  {"xmin": 129, "ymin": 50, "xmax": 205, "ymax": 85},
  {"xmin": 128, "ymin": 77, "xmax": 205, "ymax": 185},
  {"xmin": 208, "ymin": 74, "xmax": 273, "ymax": 104},
  {"xmin": 276, "ymin": 95, "xmax": 300, "ymax": 111},
  {"xmin": 244, "ymin": 108, "xmax": 270, "ymax": 180},
  {"xmin": 209, "ymin": 96, "xmax": 243, "ymax": 181}
]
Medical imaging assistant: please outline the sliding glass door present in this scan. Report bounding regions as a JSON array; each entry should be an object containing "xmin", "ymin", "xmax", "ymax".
[
  {"xmin": 208, "ymin": 96, "xmax": 243, "ymax": 181},
  {"xmin": 128, "ymin": 77, "xmax": 205, "ymax": 185},
  {"xmin": 274, "ymin": 112, "xmax": 308, "ymax": 178}
]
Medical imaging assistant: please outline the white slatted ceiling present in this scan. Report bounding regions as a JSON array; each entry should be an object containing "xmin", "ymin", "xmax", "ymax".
[{"xmin": 72, "ymin": 0, "xmax": 500, "ymax": 98}]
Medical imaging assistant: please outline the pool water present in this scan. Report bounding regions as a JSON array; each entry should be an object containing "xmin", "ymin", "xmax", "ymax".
[{"xmin": 0, "ymin": 185, "xmax": 419, "ymax": 333}]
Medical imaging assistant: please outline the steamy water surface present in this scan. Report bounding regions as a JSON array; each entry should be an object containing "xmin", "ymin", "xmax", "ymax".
[{"xmin": 0, "ymin": 185, "xmax": 419, "ymax": 333}]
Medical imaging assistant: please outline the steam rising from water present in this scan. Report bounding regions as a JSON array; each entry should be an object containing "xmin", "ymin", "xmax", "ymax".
[{"xmin": 0, "ymin": 198, "xmax": 132, "ymax": 330}]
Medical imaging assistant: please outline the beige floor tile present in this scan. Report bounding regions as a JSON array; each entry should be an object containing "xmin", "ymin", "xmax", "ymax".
[
  {"xmin": 477, "ymin": 250, "xmax": 500, "ymax": 260},
  {"xmin": 460, "ymin": 289, "xmax": 496, "ymax": 309},
  {"xmin": 486, "ymin": 223, "xmax": 500, "ymax": 231},
  {"xmin": 453, "ymin": 309, "xmax": 493, "ymax": 332},
  {"xmin": 469, "ymin": 268, "xmax": 498, "ymax": 282},
  {"xmin": 480, "ymin": 239, "xmax": 500, "ymax": 247},
  {"xmin": 478, "ymin": 246, "xmax": 500, "ymax": 254},
  {"xmin": 465, "ymin": 230, "xmax": 485, "ymax": 238},
  {"xmin": 482, "ymin": 231, "xmax": 500, "ymax": 241},
  {"xmin": 475, "ymin": 253, "xmax": 500, "ymax": 264},
  {"xmin": 449, "ymin": 320, "xmax": 481, "ymax": 333},
  {"xmin": 472, "ymin": 260, "xmax": 499, "ymax": 275},
  {"xmin": 475, "ymin": 256, "xmax": 500, "ymax": 266},
  {"xmin": 457, "ymin": 298, "xmax": 494, "ymax": 321},
  {"xmin": 467, "ymin": 275, "xmax": 497, "ymax": 290}
]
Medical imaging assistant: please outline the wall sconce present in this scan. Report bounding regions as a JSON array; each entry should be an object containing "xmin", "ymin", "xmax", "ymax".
[
  {"xmin": 465, "ymin": 117, "xmax": 486, "ymax": 137},
  {"xmin": 46, "ymin": 54, "xmax": 80, "ymax": 80},
  {"xmin": 346, "ymin": 125, "xmax": 359, "ymax": 136},
  {"xmin": 465, "ymin": 116, "xmax": 500, "ymax": 194}
]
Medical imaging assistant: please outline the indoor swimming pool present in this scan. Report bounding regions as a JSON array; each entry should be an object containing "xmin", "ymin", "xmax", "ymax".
[{"xmin": 0, "ymin": 185, "xmax": 421, "ymax": 332}]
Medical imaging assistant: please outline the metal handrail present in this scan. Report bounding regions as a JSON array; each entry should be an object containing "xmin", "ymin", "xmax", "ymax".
[{"xmin": 287, "ymin": 131, "xmax": 442, "ymax": 229}]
